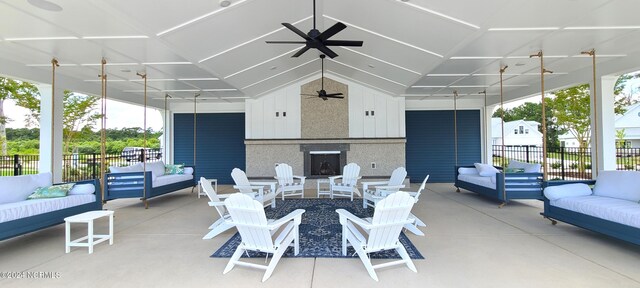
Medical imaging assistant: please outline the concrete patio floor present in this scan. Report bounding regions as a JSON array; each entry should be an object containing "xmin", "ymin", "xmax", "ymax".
[{"xmin": 1, "ymin": 183, "xmax": 639, "ymax": 288}]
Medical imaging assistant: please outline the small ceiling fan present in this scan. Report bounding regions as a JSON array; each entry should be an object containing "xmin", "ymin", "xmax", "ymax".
[
  {"xmin": 265, "ymin": 0, "xmax": 363, "ymax": 58},
  {"xmin": 302, "ymin": 54, "xmax": 344, "ymax": 101}
]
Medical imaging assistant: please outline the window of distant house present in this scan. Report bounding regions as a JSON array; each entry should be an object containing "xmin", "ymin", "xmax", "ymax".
[
  {"xmin": 525, "ymin": 129, "xmax": 529, "ymax": 134},
  {"xmin": 514, "ymin": 129, "xmax": 518, "ymax": 134},
  {"xmin": 519, "ymin": 125, "xmax": 524, "ymax": 134}
]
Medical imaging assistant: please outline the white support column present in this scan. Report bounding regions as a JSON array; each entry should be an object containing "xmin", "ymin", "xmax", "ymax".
[
  {"xmin": 160, "ymin": 110, "xmax": 173, "ymax": 164},
  {"xmin": 591, "ymin": 75, "xmax": 618, "ymax": 175},
  {"xmin": 37, "ymin": 84, "xmax": 64, "ymax": 182},
  {"xmin": 484, "ymin": 105, "xmax": 497, "ymax": 164}
]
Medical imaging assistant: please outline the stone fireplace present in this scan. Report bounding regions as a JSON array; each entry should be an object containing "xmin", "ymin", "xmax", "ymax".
[{"xmin": 243, "ymin": 76, "xmax": 406, "ymax": 183}]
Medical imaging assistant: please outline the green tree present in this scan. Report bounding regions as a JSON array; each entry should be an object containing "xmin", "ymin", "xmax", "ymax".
[
  {"xmin": 614, "ymin": 72, "xmax": 640, "ymax": 114},
  {"xmin": 12, "ymin": 88, "xmax": 101, "ymax": 153},
  {"xmin": 0, "ymin": 77, "xmax": 39, "ymax": 155},
  {"xmin": 616, "ymin": 129, "xmax": 627, "ymax": 148},
  {"xmin": 548, "ymin": 85, "xmax": 592, "ymax": 151}
]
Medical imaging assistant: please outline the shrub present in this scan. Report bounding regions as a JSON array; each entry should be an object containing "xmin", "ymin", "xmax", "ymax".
[
  {"xmin": 550, "ymin": 162, "xmax": 562, "ymax": 169},
  {"xmin": 569, "ymin": 163, "xmax": 578, "ymax": 169}
]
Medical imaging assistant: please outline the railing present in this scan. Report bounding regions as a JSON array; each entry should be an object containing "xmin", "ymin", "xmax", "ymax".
[
  {"xmin": 0, "ymin": 149, "xmax": 162, "ymax": 182},
  {"xmin": 492, "ymin": 145, "xmax": 640, "ymax": 180}
]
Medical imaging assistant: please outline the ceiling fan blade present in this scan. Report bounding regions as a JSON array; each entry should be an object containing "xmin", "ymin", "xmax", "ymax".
[
  {"xmin": 324, "ymin": 92, "xmax": 343, "ymax": 97},
  {"xmin": 266, "ymin": 41, "xmax": 307, "ymax": 44},
  {"xmin": 317, "ymin": 45, "xmax": 338, "ymax": 58},
  {"xmin": 325, "ymin": 95, "xmax": 344, "ymax": 99},
  {"xmin": 282, "ymin": 23, "xmax": 310, "ymax": 40},
  {"xmin": 317, "ymin": 22, "xmax": 347, "ymax": 41},
  {"xmin": 323, "ymin": 40, "xmax": 364, "ymax": 46},
  {"xmin": 292, "ymin": 46, "xmax": 311, "ymax": 57}
]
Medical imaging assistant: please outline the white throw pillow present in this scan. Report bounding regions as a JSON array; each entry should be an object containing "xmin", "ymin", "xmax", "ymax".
[
  {"xmin": 68, "ymin": 183, "xmax": 96, "ymax": 195},
  {"xmin": 508, "ymin": 160, "xmax": 541, "ymax": 173},
  {"xmin": 544, "ymin": 183, "xmax": 592, "ymax": 201},
  {"xmin": 0, "ymin": 172, "xmax": 53, "ymax": 204},
  {"xmin": 592, "ymin": 170, "xmax": 640, "ymax": 202},
  {"xmin": 458, "ymin": 167, "xmax": 478, "ymax": 175},
  {"xmin": 183, "ymin": 167, "xmax": 194, "ymax": 176},
  {"xmin": 474, "ymin": 163, "xmax": 500, "ymax": 177},
  {"xmin": 145, "ymin": 161, "xmax": 166, "ymax": 180}
]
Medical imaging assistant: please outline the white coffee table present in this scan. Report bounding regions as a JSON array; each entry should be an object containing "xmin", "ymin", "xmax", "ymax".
[{"xmin": 65, "ymin": 210, "xmax": 114, "ymax": 254}]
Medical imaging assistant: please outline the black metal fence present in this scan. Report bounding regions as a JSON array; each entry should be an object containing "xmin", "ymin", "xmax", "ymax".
[
  {"xmin": 0, "ymin": 148, "xmax": 162, "ymax": 182},
  {"xmin": 492, "ymin": 145, "xmax": 640, "ymax": 180}
]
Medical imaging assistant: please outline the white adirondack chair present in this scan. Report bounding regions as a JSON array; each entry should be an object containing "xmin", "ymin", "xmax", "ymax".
[
  {"xmin": 362, "ymin": 167, "xmax": 407, "ymax": 208},
  {"xmin": 274, "ymin": 163, "xmax": 306, "ymax": 200},
  {"xmin": 231, "ymin": 168, "xmax": 277, "ymax": 208},
  {"xmin": 200, "ymin": 177, "xmax": 235, "ymax": 239},
  {"xmin": 222, "ymin": 193, "xmax": 305, "ymax": 282},
  {"xmin": 336, "ymin": 191, "xmax": 417, "ymax": 281},
  {"xmin": 400, "ymin": 175, "xmax": 429, "ymax": 236},
  {"xmin": 329, "ymin": 163, "xmax": 361, "ymax": 201}
]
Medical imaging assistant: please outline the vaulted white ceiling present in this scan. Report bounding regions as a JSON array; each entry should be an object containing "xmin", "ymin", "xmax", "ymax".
[{"xmin": 1, "ymin": 0, "xmax": 640, "ymax": 108}]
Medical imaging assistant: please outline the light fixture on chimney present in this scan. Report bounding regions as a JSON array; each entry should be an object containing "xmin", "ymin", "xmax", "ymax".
[{"xmin": 219, "ymin": 0, "xmax": 231, "ymax": 7}]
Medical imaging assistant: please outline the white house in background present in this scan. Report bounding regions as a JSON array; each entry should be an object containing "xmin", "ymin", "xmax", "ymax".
[
  {"xmin": 491, "ymin": 118, "xmax": 543, "ymax": 146},
  {"xmin": 559, "ymin": 103, "xmax": 640, "ymax": 148},
  {"xmin": 615, "ymin": 103, "xmax": 640, "ymax": 148}
]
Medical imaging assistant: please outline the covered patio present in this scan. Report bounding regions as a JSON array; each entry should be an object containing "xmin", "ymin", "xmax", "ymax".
[{"xmin": 1, "ymin": 0, "xmax": 640, "ymax": 286}]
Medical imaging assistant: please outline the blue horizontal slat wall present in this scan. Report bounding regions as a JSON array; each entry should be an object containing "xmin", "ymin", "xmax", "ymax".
[
  {"xmin": 174, "ymin": 113, "xmax": 245, "ymax": 184},
  {"xmin": 406, "ymin": 110, "xmax": 481, "ymax": 182}
]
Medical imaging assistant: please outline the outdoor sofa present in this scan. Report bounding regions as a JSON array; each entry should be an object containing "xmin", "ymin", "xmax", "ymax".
[
  {"xmin": 542, "ymin": 170, "xmax": 640, "ymax": 245},
  {"xmin": 0, "ymin": 173, "xmax": 102, "ymax": 241},
  {"xmin": 455, "ymin": 160, "xmax": 544, "ymax": 206},
  {"xmin": 104, "ymin": 161, "xmax": 195, "ymax": 208}
]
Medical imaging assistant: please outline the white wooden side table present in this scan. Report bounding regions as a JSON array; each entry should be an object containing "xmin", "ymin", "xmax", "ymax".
[
  {"xmin": 198, "ymin": 178, "xmax": 218, "ymax": 198},
  {"xmin": 317, "ymin": 178, "xmax": 331, "ymax": 198},
  {"xmin": 65, "ymin": 210, "xmax": 114, "ymax": 254}
]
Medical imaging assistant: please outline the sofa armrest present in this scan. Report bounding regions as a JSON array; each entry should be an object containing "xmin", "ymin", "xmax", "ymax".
[{"xmin": 543, "ymin": 183, "xmax": 593, "ymax": 201}]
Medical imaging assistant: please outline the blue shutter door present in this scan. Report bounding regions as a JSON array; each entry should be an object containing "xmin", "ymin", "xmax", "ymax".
[
  {"xmin": 406, "ymin": 110, "xmax": 481, "ymax": 182},
  {"xmin": 174, "ymin": 113, "xmax": 245, "ymax": 184}
]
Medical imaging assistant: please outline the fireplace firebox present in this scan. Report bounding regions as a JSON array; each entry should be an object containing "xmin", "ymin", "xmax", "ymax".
[{"xmin": 300, "ymin": 144, "xmax": 349, "ymax": 178}]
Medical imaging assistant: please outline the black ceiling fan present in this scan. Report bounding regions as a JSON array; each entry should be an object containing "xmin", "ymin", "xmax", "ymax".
[
  {"xmin": 265, "ymin": 0, "xmax": 363, "ymax": 59},
  {"xmin": 302, "ymin": 55, "xmax": 344, "ymax": 101}
]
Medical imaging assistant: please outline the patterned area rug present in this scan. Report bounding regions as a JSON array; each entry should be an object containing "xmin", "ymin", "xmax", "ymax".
[{"xmin": 211, "ymin": 198, "xmax": 424, "ymax": 259}]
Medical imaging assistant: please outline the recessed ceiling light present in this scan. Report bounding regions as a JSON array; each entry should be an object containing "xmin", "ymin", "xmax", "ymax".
[
  {"xmin": 28, "ymin": 0, "xmax": 62, "ymax": 12},
  {"xmin": 121, "ymin": 69, "xmax": 131, "ymax": 72},
  {"xmin": 515, "ymin": 63, "xmax": 525, "ymax": 66},
  {"xmin": 368, "ymin": 64, "xmax": 375, "ymax": 68},
  {"xmin": 270, "ymin": 66, "xmax": 278, "ymax": 70},
  {"xmin": 341, "ymin": 47, "xmax": 421, "ymax": 75},
  {"xmin": 220, "ymin": 0, "xmax": 231, "ymax": 7}
]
